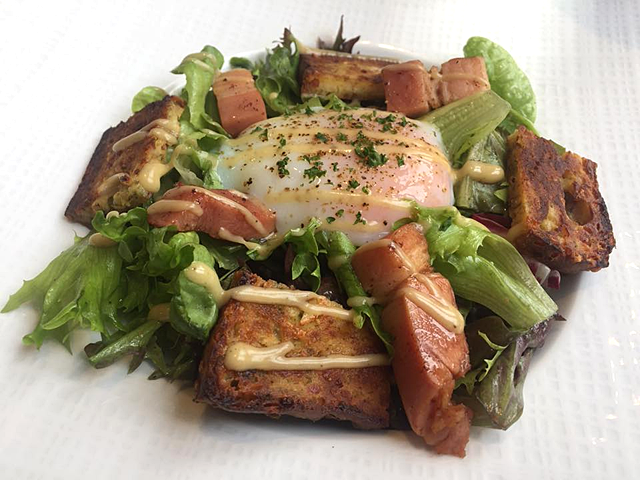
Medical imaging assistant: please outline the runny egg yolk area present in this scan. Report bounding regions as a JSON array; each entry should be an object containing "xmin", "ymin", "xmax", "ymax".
[{"xmin": 217, "ymin": 108, "xmax": 453, "ymax": 245}]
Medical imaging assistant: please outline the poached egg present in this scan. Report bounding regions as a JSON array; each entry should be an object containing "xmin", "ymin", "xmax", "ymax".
[{"xmin": 217, "ymin": 108, "xmax": 453, "ymax": 245}]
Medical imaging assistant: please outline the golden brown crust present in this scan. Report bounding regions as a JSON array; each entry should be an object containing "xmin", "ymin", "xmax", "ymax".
[
  {"xmin": 299, "ymin": 52, "xmax": 397, "ymax": 102},
  {"xmin": 64, "ymin": 96, "xmax": 185, "ymax": 226},
  {"xmin": 507, "ymin": 126, "xmax": 615, "ymax": 273},
  {"xmin": 194, "ymin": 271, "xmax": 391, "ymax": 429}
]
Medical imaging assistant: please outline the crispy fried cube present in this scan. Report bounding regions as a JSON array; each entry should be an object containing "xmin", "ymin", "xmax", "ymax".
[
  {"xmin": 299, "ymin": 51, "xmax": 397, "ymax": 102},
  {"xmin": 195, "ymin": 270, "xmax": 391, "ymax": 429},
  {"xmin": 65, "ymin": 95, "xmax": 185, "ymax": 226},
  {"xmin": 506, "ymin": 127, "xmax": 615, "ymax": 273}
]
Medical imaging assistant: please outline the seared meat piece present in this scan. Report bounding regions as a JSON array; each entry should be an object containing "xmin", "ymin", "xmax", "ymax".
[
  {"xmin": 351, "ymin": 222, "xmax": 430, "ymax": 298},
  {"xmin": 439, "ymin": 57, "xmax": 490, "ymax": 105},
  {"xmin": 506, "ymin": 126, "xmax": 615, "ymax": 273},
  {"xmin": 381, "ymin": 274, "xmax": 471, "ymax": 457},
  {"xmin": 351, "ymin": 223, "xmax": 472, "ymax": 456},
  {"xmin": 213, "ymin": 69, "xmax": 267, "ymax": 137},
  {"xmin": 195, "ymin": 271, "xmax": 391, "ymax": 429},
  {"xmin": 299, "ymin": 50, "xmax": 398, "ymax": 102},
  {"xmin": 382, "ymin": 57, "xmax": 489, "ymax": 117},
  {"xmin": 65, "ymin": 95, "xmax": 185, "ymax": 226},
  {"xmin": 147, "ymin": 186, "xmax": 276, "ymax": 240}
]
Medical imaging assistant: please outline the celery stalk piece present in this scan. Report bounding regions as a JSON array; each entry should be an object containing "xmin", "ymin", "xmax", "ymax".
[{"xmin": 419, "ymin": 90, "xmax": 511, "ymax": 166}]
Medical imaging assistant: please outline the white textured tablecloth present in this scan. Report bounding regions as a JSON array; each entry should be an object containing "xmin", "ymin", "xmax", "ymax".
[{"xmin": 0, "ymin": 1, "xmax": 638, "ymax": 478}]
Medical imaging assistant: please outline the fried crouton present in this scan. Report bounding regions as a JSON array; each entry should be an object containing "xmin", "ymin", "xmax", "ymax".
[
  {"xmin": 195, "ymin": 270, "xmax": 391, "ymax": 429},
  {"xmin": 506, "ymin": 126, "xmax": 615, "ymax": 273},
  {"xmin": 299, "ymin": 51, "xmax": 398, "ymax": 102},
  {"xmin": 65, "ymin": 96, "xmax": 185, "ymax": 226}
]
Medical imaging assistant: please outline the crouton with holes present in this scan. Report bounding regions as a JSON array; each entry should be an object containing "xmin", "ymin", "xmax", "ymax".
[
  {"xmin": 65, "ymin": 96, "xmax": 185, "ymax": 226},
  {"xmin": 195, "ymin": 270, "xmax": 391, "ymax": 429},
  {"xmin": 506, "ymin": 126, "xmax": 615, "ymax": 273}
]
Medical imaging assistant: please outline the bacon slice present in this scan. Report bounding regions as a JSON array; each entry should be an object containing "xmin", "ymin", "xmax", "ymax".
[
  {"xmin": 351, "ymin": 223, "xmax": 473, "ymax": 456},
  {"xmin": 382, "ymin": 57, "xmax": 490, "ymax": 118},
  {"xmin": 379, "ymin": 61, "xmax": 432, "ymax": 118},
  {"xmin": 147, "ymin": 186, "xmax": 276, "ymax": 240},
  {"xmin": 439, "ymin": 57, "xmax": 490, "ymax": 105},
  {"xmin": 350, "ymin": 222, "xmax": 430, "ymax": 298},
  {"xmin": 213, "ymin": 69, "xmax": 267, "ymax": 137}
]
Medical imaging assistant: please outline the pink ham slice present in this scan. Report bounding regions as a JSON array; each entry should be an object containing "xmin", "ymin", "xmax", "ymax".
[
  {"xmin": 213, "ymin": 69, "xmax": 267, "ymax": 137},
  {"xmin": 382, "ymin": 57, "xmax": 490, "ymax": 118},
  {"xmin": 147, "ymin": 186, "xmax": 276, "ymax": 240},
  {"xmin": 351, "ymin": 223, "xmax": 472, "ymax": 457}
]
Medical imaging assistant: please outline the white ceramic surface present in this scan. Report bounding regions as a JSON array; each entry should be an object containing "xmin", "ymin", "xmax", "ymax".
[{"xmin": 0, "ymin": 1, "xmax": 639, "ymax": 479}]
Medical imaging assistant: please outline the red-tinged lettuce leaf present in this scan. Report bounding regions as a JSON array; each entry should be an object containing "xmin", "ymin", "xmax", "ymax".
[{"xmin": 455, "ymin": 318, "xmax": 552, "ymax": 429}]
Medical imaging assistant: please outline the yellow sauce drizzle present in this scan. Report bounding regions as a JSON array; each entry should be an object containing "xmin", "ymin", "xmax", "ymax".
[
  {"xmin": 183, "ymin": 261, "xmax": 354, "ymax": 321},
  {"xmin": 164, "ymin": 186, "xmax": 269, "ymax": 237},
  {"xmin": 224, "ymin": 342, "xmax": 390, "ymax": 372},
  {"xmin": 147, "ymin": 199, "xmax": 204, "ymax": 217},
  {"xmin": 452, "ymin": 160, "xmax": 505, "ymax": 184}
]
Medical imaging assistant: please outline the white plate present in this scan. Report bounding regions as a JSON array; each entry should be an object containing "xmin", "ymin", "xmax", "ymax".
[{"xmin": 0, "ymin": 4, "xmax": 639, "ymax": 479}]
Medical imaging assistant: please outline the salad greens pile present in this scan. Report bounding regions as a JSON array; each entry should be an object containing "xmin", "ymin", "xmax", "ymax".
[{"xmin": 3, "ymin": 30, "xmax": 558, "ymax": 430}]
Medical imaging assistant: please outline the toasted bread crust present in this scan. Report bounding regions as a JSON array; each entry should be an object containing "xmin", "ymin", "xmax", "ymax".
[
  {"xmin": 507, "ymin": 127, "xmax": 615, "ymax": 273},
  {"xmin": 299, "ymin": 52, "xmax": 397, "ymax": 102},
  {"xmin": 65, "ymin": 96, "xmax": 185, "ymax": 226},
  {"xmin": 195, "ymin": 270, "xmax": 390, "ymax": 429}
]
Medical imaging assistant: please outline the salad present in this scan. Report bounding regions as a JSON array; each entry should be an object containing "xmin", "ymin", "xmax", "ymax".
[{"xmin": 2, "ymin": 20, "xmax": 615, "ymax": 457}]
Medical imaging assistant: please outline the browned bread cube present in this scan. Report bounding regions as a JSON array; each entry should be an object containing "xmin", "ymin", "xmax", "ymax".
[
  {"xmin": 195, "ymin": 270, "xmax": 391, "ymax": 429},
  {"xmin": 506, "ymin": 126, "xmax": 615, "ymax": 273},
  {"xmin": 298, "ymin": 51, "xmax": 397, "ymax": 102},
  {"xmin": 65, "ymin": 95, "xmax": 185, "ymax": 226}
]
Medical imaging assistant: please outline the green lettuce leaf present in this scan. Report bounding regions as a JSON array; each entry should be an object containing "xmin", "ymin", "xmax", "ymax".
[
  {"xmin": 325, "ymin": 231, "xmax": 393, "ymax": 352},
  {"xmin": 414, "ymin": 206, "xmax": 557, "ymax": 329},
  {"xmin": 170, "ymin": 245, "xmax": 219, "ymax": 340},
  {"xmin": 86, "ymin": 319, "xmax": 162, "ymax": 368},
  {"xmin": 2, "ymin": 235, "xmax": 123, "ymax": 350},
  {"xmin": 247, "ymin": 29, "xmax": 301, "ymax": 116},
  {"xmin": 463, "ymin": 37, "xmax": 538, "ymax": 134},
  {"xmin": 131, "ymin": 86, "xmax": 168, "ymax": 113},
  {"xmin": 419, "ymin": 90, "xmax": 511, "ymax": 166},
  {"xmin": 171, "ymin": 141, "xmax": 224, "ymax": 189},
  {"xmin": 172, "ymin": 45, "xmax": 224, "ymax": 130},
  {"xmin": 283, "ymin": 218, "xmax": 323, "ymax": 291},
  {"xmin": 455, "ymin": 319, "xmax": 552, "ymax": 429},
  {"xmin": 454, "ymin": 130, "xmax": 508, "ymax": 214}
]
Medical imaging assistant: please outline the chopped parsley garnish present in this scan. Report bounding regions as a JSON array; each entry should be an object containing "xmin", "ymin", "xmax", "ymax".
[
  {"xmin": 348, "ymin": 179, "xmax": 360, "ymax": 189},
  {"xmin": 362, "ymin": 186, "xmax": 370, "ymax": 194},
  {"xmin": 336, "ymin": 132, "xmax": 348, "ymax": 142},
  {"xmin": 259, "ymin": 129, "xmax": 269, "ymax": 141},
  {"xmin": 352, "ymin": 131, "xmax": 388, "ymax": 167},
  {"xmin": 331, "ymin": 162, "xmax": 339, "ymax": 172},
  {"xmin": 355, "ymin": 144, "xmax": 388, "ymax": 167},
  {"xmin": 315, "ymin": 132, "xmax": 329, "ymax": 143},
  {"xmin": 375, "ymin": 114, "xmax": 396, "ymax": 125},
  {"xmin": 279, "ymin": 137, "xmax": 287, "ymax": 147},
  {"xmin": 335, "ymin": 209, "xmax": 344, "ymax": 217},
  {"xmin": 251, "ymin": 126, "xmax": 263, "ymax": 134},
  {"xmin": 276, "ymin": 157, "xmax": 290, "ymax": 177},
  {"xmin": 354, "ymin": 211, "xmax": 366, "ymax": 225},
  {"xmin": 301, "ymin": 154, "xmax": 321, "ymax": 164},
  {"xmin": 397, "ymin": 154, "xmax": 405, "ymax": 167},
  {"xmin": 326, "ymin": 216, "xmax": 336, "ymax": 224},
  {"xmin": 305, "ymin": 105, "xmax": 314, "ymax": 115},
  {"xmin": 304, "ymin": 165, "xmax": 326, "ymax": 180},
  {"xmin": 399, "ymin": 116, "xmax": 408, "ymax": 127}
]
